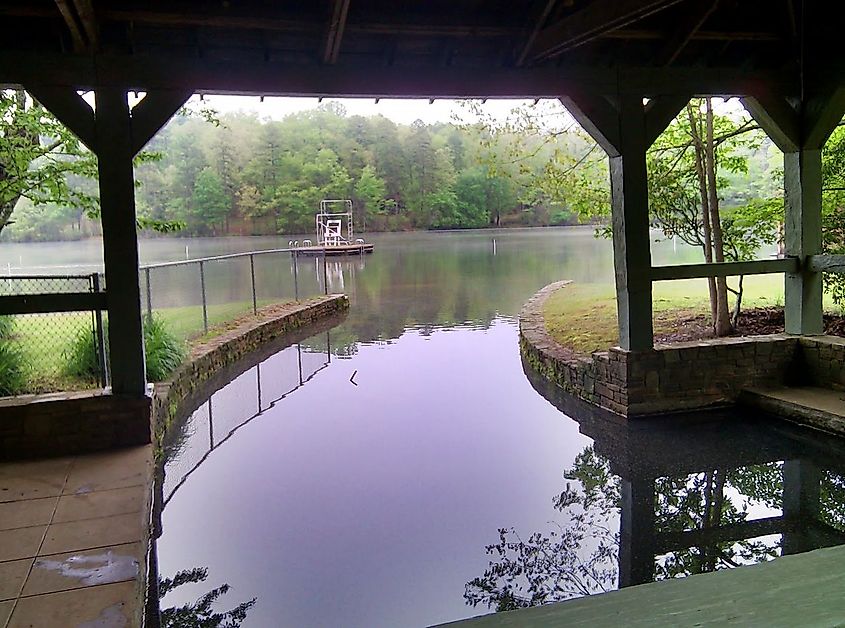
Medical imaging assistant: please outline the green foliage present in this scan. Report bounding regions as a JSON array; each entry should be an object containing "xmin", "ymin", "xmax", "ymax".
[
  {"xmin": 160, "ymin": 566, "xmax": 256, "ymax": 628},
  {"xmin": 0, "ymin": 90, "xmax": 98, "ymax": 235},
  {"xmin": 0, "ymin": 89, "xmax": 184, "ymax": 240},
  {"xmin": 823, "ymin": 125, "xmax": 845, "ymax": 306},
  {"xmin": 62, "ymin": 326, "xmax": 102, "ymax": 382},
  {"xmin": 191, "ymin": 167, "xmax": 231, "ymax": 234},
  {"xmin": 143, "ymin": 315, "xmax": 186, "ymax": 382},
  {"xmin": 7, "ymin": 101, "xmax": 601, "ymax": 240},
  {"xmin": 63, "ymin": 315, "xmax": 185, "ymax": 383},
  {"xmin": 0, "ymin": 316, "xmax": 26, "ymax": 396},
  {"xmin": 464, "ymin": 446, "xmax": 619, "ymax": 611}
]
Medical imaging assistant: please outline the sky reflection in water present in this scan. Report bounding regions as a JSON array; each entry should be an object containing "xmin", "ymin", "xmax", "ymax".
[{"xmin": 155, "ymin": 228, "xmax": 845, "ymax": 627}]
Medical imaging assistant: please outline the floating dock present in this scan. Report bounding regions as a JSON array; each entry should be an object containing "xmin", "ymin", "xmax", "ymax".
[{"xmin": 293, "ymin": 243, "xmax": 374, "ymax": 256}]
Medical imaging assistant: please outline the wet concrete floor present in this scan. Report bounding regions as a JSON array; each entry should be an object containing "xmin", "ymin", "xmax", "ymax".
[{"xmin": 0, "ymin": 445, "xmax": 152, "ymax": 627}]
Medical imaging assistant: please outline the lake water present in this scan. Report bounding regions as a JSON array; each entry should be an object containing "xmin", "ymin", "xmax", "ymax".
[{"xmin": 5, "ymin": 228, "xmax": 841, "ymax": 626}]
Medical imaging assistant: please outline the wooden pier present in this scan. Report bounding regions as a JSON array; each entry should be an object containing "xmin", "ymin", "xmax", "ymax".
[{"xmin": 294, "ymin": 243, "xmax": 374, "ymax": 257}]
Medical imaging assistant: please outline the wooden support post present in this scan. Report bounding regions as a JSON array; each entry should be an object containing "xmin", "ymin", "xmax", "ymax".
[
  {"xmin": 25, "ymin": 84, "xmax": 191, "ymax": 395},
  {"xmin": 619, "ymin": 476, "xmax": 655, "ymax": 587},
  {"xmin": 563, "ymin": 93, "xmax": 686, "ymax": 350},
  {"xmin": 95, "ymin": 88, "xmax": 147, "ymax": 395},
  {"xmin": 784, "ymin": 148, "xmax": 824, "ymax": 334},
  {"xmin": 782, "ymin": 459, "xmax": 821, "ymax": 555},
  {"xmin": 744, "ymin": 89, "xmax": 845, "ymax": 335},
  {"xmin": 610, "ymin": 96, "xmax": 653, "ymax": 351}
]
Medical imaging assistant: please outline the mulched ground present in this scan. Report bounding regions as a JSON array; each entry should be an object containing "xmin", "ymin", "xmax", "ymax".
[{"xmin": 653, "ymin": 307, "xmax": 845, "ymax": 344}]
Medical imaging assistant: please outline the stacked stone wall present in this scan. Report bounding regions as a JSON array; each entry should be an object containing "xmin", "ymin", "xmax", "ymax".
[
  {"xmin": 798, "ymin": 336, "xmax": 845, "ymax": 391},
  {"xmin": 520, "ymin": 282, "xmax": 842, "ymax": 417},
  {"xmin": 0, "ymin": 390, "xmax": 150, "ymax": 460},
  {"xmin": 0, "ymin": 295, "xmax": 348, "ymax": 461},
  {"xmin": 151, "ymin": 295, "xmax": 348, "ymax": 445}
]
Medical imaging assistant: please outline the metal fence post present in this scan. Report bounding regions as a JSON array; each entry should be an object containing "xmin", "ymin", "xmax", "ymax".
[
  {"xmin": 293, "ymin": 249, "xmax": 299, "ymax": 301},
  {"xmin": 249, "ymin": 254, "xmax": 257, "ymax": 314},
  {"xmin": 91, "ymin": 273, "xmax": 108, "ymax": 388},
  {"xmin": 144, "ymin": 267, "xmax": 152, "ymax": 321},
  {"xmin": 199, "ymin": 260, "xmax": 208, "ymax": 333},
  {"xmin": 323, "ymin": 252, "xmax": 328, "ymax": 295}
]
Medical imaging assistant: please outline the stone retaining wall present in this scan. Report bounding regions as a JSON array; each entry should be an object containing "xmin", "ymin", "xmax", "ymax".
[
  {"xmin": 151, "ymin": 294, "xmax": 349, "ymax": 449},
  {"xmin": 798, "ymin": 336, "xmax": 845, "ymax": 391},
  {"xmin": 0, "ymin": 390, "xmax": 150, "ymax": 460},
  {"xmin": 520, "ymin": 281, "xmax": 842, "ymax": 417},
  {"xmin": 0, "ymin": 295, "xmax": 348, "ymax": 461}
]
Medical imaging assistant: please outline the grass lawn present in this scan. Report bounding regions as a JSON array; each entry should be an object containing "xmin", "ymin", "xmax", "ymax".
[
  {"xmin": 5, "ymin": 298, "xmax": 298, "ymax": 394},
  {"xmin": 543, "ymin": 275, "xmax": 842, "ymax": 356}
]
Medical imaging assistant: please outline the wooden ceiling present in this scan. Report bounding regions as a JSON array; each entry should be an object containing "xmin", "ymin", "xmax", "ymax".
[{"xmin": 0, "ymin": 0, "xmax": 839, "ymax": 97}]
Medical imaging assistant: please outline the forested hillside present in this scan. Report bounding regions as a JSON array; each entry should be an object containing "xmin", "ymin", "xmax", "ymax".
[{"xmin": 4, "ymin": 102, "xmax": 599, "ymax": 241}]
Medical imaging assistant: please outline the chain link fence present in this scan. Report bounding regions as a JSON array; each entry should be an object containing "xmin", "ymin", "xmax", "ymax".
[
  {"xmin": 141, "ymin": 247, "xmax": 330, "ymax": 340},
  {"xmin": 0, "ymin": 246, "xmax": 335, "ymax": 396},
  {"xmin": 0, "ymin": 274, "xmax": 106, "ymax": 395},
  {"xmin": 163, "ymin": 333, "xmax": 332, "ymax": 506}
]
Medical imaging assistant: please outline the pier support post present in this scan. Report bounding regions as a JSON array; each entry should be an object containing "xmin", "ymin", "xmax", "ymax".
[
  {"xmin": 562, "ymin": 94, "xmax": 687, "ymax": 351},
  {"xmin": 25, "ymin": 85, "xmax": 191, "ymax": 395},
  {"xmin": 619, "ymin": 476, "xmax": 655, "ymax": 586},
  {"xmin": 744, "ymin": 89, "xmax": 845, "ymax": 335},
  {"xmin": 782, "ymin": 459, "xmax": 821, "ymax": 555}
]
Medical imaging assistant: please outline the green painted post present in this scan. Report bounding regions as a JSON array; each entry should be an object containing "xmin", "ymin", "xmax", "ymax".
[
  {"xmin": 95, "ymin": 88, "xmax": 147, "ymax": 396},
  {"xmin": 619, "ymin": 477, "xmax": 655, "ymax": 587},
  {"xmin": 784, "ymin": 149, "xmax": 824, "ymax": 335},
  {"xmin": 782, "ymin": 459, "xmax": 821, "ymax": 555},
  {"xmin": 610, "ymin": 96, "xmax": 653, "ymax": 351}
]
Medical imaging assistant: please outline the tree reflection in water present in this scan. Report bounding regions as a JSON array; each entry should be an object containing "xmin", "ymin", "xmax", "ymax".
[
  {"xmin": 466, "ymin": 363, "xmax": 845, "ymax": 612},
  {"xmin": 159, "ymin": 567, "xmax": 256, "ymax": 627},
  {"xmin": 465, "ymin": 447, "xmax": 619, "ymax": 610}
]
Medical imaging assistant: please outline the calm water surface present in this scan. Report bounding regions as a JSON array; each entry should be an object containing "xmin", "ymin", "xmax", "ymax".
[{"xmin": 7, "ymin": 229, "xmax": 841, "ymax": 626}]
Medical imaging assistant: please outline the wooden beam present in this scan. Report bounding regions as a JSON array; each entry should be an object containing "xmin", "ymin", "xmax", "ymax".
[
  {"xmin": 53, "ymin": 0, "xmax": 86, "ymax": 52},
  {"xmin": 808, "ymin": 254, "xmax": 845, "ymax": 273},
  {"xmin": 323, "ymin": 0, "xmax": 351, "ymax": 64},
  {"xmin": 804, "ymin": 87, "xmax": 845, "ymax": 149},
  {"xmin": 644, "ymin": 94, "xmax": 690, "ymax": 145},
  {"xmin": 742, "ymin": 94, "xmax": 800, "ymax": 152},
  {"xmin": 24, "ymin": 84, "xmax": 96, "ymax": 151},
  {"xmin": 560, "ymin": 92, "xmax": 621, "ymax": 156},
  {"xmin": 655, "ymin": 515, "xmax": 793, "ymax": 554},
  {"xmin": 0, "ymin": 292, "xmax": 106, "ymax": 315},
  {"xmin": 0, "ymin": 51, "xmax": 798, "ymax": 98},
  {"xmin": 657, "ymin": 0, "xmax": 718, "ymax": 66},
  {"xmin": 516, "ymin": 0, "xmax": 558, "ymax": 66},
  {"xmin": 528, "ymin": 0, "xmax": 687, "ymax": 61},
  {"xmin": 744, "ymin": 88, "xmax": 845, "ymax": 152},
  {"xmin": 71, "ymin": 0, "xmax": 98, "ymax": 50},
  {"xmin": 650, "ymin": 258, "xmax": 798, "ymax": 281},
  {"xmin": 129, "ymin": 89, "xmax": 193, "ymax": 155}
]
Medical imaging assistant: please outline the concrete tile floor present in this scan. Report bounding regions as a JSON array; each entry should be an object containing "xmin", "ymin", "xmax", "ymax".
[{"xmin": 0, "ymin": 445, "xmax": 152, "ymax": 628}]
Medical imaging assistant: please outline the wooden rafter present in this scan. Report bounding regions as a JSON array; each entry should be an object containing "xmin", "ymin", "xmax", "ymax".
[
  {"xmin": 527, "ymin": 0, "xmax": 688, "ymax": 62},
  {"xmin": 53, "ymin": 0, "xmax": 86, "ymax": 52},
  {"xmin": 657, "ymin": 0, "xmax": 718, "ymax": 66},
  {"xmin": 516, "ymin": 0, "xmax": 558, "ymax": 66},
  {"xmin": 323, "ymin": 0, "xmax": 351, "ymax": 64},
  {"xmin": 72, "ymin": 0, "xmax": 99, "ymax": 50}
]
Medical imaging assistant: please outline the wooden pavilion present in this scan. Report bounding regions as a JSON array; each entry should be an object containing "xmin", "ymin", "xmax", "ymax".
[{"xmin": 0, "ymin": 0, "xmax": 842, "ymax": 398}]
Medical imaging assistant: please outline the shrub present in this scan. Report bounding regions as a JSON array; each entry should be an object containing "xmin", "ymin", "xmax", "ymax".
[
  {"xmin": 63, "ymin": 315, "xmax": 186, "ymax": 384},
  {"xmin": 0, "ymin": 316, "xmax": 26, "ymax": 396},
  {"xmin": 143, "ymin": 315, "xmax": 186, "ymax": 382},
  {"xmin": 63, "ymin": 326, "xmax": 101, "ymax": 381}
]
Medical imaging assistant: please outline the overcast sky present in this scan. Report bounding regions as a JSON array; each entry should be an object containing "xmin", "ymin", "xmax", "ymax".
[{"xmin": 183, "ymin": 94, "xmax": 550, "ymax": 125}]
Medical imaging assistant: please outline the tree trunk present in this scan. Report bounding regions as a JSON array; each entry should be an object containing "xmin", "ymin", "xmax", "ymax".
[
  {"xmin": 686, "ymin": 104, "xmax": 718, "ymax": 326},
  {"xmin": 704, "ymin": 99, "xmax": 733, "ymax": 336}
]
